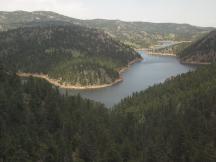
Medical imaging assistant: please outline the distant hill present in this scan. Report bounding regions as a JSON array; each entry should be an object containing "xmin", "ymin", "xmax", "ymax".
[
  {"xmin": 152, "ymin": 41, "xmax": 191, "ymax": 55},
  {"xmin": 0, "ymin": 11, "xmax": 78, "ymax": 27},
  {"xmin": 179, "ymin": 30, "xmax": 216, "ymax": 64},
  {"xmin": 82, "ymin": 20, "xmax": 213, "ymax": 48},
  {"xmin": 0, "ymin": 11, "xmax": 214, "ymax": 48},
  {"xmin": 0, "ymin": 24, "xmax": 140, "ymax": 87}
]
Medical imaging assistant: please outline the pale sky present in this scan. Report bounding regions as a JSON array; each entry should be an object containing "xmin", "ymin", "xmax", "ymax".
[{"xmin": 0, "ymin": 0, "xmax": 216, "ymax": 27}]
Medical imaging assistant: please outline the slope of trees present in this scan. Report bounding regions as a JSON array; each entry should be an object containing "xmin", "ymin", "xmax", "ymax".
[
  {"xmin": 1, "ymin": 63, "xmax": 216, "ymax": 161},
  {"xmin": 179, "ymin": 30, "xmax": 216, "ymax": 64},
  {"xmin": 0, "ymin": 67, "xmax": 127, "ymax": 162},
  {"xmin": 115, "ymin": 64, "xmax": 216, "ymax": 162},
  {"xmin": 0, "ymin": 25, "xmax": 140, "ymax": 86}
]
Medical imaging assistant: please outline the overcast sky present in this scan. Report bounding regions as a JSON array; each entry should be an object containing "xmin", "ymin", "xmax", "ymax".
[{"xmin": 0, "ymin": 0, "xmax": 216, "ymax": 27}]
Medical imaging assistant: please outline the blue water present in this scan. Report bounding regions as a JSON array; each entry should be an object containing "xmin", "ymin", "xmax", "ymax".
[{"xmin": 59, "ymin": 52, "xmax": 195, "ymax": 107}]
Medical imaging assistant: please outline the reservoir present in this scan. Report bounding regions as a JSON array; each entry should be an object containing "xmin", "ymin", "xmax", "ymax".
[{"xmin": 60, "ymin": 51, "xmax": 195, "ymax": 107}]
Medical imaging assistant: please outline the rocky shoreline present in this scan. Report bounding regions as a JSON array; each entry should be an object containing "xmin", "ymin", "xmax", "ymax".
[
  {"xmin": 17, "ymin": 57, "xmax": 143, "ymax": 90},
  {"xmin": 17, "ymin": 72, "xmax": 125, "ymax": 90}
]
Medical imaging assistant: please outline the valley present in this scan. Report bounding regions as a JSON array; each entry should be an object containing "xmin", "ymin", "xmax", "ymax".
[{"xmin": 1, "ymin": 9, "xmax": 216, "ymax": 162}]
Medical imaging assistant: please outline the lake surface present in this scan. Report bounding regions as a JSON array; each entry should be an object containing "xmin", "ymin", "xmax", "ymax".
[{"xmin": 59, "ymin": 52, "xmax": 195, "ymax": 107}]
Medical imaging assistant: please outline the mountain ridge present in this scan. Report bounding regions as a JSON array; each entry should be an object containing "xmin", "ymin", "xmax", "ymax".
[
  {"xmin": 0, "ymin": 10, "xmax": 214, "ymax": 48},
  {"xmin": 0, "ymin": 10, "xmax": 214, "ymax": 28}
]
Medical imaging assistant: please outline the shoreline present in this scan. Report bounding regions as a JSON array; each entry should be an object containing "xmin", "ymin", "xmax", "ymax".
[
  {"xmin": 180, "ymin": 61, "xmax": 211, "ymax": 65},
  {"xmin": 118, "ymin": 57, "xmax": 143, "ymax": 73},
  {"xmin": 17, "ymin": 57, "xmax": 143, "ymax": 90},
  {"xmin": 146, "ymin": 52, "xmax": 176, "ymax": 57},
  {"xmin": 135, "ymin": 48, "xmax": 149, "ymax": 52},
  {"xmin": 135, "ymin": 49, "xmax": 176, "ymax": 56},
  {"xmin": 17, "ymin": 72, "xmax": 124, "ymax": 90}
]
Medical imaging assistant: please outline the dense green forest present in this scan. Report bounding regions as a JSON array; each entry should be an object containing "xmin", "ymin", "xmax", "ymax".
[
  {"xmin": 0, "ymin": 25, "xmax": 140, "ymax": 86},
  {"xmin": 115, "ymin": 64, "xmax": 216, "ymax": 161},
  {"xmin": 1, "ymin": 62, "xmax": 216, "ymax": 161},
  {"xmin": 0, "ymin": 11, "xmax": 213, "ymax": 48},
  {"xmin": 179, "ymin": 30, "xmax": 216, "ymax": 64},
  {"xmin": 0, "ymin": 66, "xmax": 119, "ymax": 162}
]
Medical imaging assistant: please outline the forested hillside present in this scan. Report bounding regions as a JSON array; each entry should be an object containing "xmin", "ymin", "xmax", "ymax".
[
  {"xmin": 115, "ymin": 64, "xmax": 216, "ymax": 161},
  {"xmin": 0, "ymin": 24, "xmax": 140, "ymax": 87},
  {"xmin": 0, "ymin": 66, "xmax": 122, "ymax": 162},
  {"xmin": 179, "ymin": 30, "xmax": 216, "ymax": 64},
  {"xmin": 0, "ymin": 11, "xmax": 213, "ymax": 48},
  {"xmin": 1, "ymin": 62, "xmax": 216, "ymax": 161}
]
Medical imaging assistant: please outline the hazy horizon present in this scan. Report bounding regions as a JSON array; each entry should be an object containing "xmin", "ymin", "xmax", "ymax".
[{"xmin": 0, "ymin": 0, "xmax": 216, "ymax": 27}]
